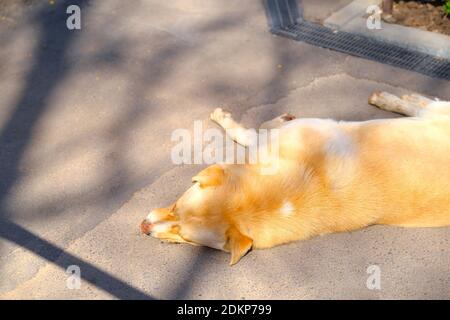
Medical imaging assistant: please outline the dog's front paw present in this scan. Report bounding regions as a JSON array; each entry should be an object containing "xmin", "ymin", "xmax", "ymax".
[
  {"xmin": 210, "ymin": 107, "xmax": 231, "ymax": 123},
  {"xmin": 280, "ymin": 113, "xmax": 296, "ymax": 122}
]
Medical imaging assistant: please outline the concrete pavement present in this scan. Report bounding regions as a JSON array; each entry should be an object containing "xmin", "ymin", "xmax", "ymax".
[{"xmin": 1, "ymin": 0, "xmax": 449, "ymax": 299}]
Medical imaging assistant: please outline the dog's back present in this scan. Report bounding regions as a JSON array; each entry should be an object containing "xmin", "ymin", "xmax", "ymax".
[{"xmin": 350, "ymin": 116, "xmax": 450, "ymax": 227}]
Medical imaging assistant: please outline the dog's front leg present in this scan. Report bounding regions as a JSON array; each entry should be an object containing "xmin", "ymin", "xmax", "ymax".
[{"xmin": 210, "ymin": 108, "xmax": 256, "ymax": 147}]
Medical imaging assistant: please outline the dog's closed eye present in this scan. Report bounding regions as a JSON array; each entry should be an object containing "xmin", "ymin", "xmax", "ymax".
[{"xmin": 191, "ymin": 164, "xmax": 224, "ymax": 188}]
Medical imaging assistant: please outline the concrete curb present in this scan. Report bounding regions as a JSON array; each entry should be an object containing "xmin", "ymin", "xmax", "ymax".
[{"xmin": 324, "ymin": 0, "xmax": 450, "ymax": 59}]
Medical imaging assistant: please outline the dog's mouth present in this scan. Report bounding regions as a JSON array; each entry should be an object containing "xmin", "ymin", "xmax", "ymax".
[
  {"xmin": 140, "ymin": 207, "xmax": 180, "ymax": 236},
  {"xmin": 140, "ymin": 218, "xmax": 190, "ymax": 244},
  {"xmin": 140, "ymin": 219, "xmax": 154, "ymax": 235},
  {"xmin": 140, "ymin": 219, "xmax": 179, "ymax": 235}
]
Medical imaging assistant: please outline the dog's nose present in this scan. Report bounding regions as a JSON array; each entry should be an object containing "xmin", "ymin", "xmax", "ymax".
[{"xmin": 140, "ymin": 219, "xmax": 154, "ymax": 235}]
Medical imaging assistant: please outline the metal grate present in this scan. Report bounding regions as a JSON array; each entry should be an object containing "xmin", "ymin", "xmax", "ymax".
[{"xmin": 264, "ymin": 0, "xmax": 450, "ymax": 81}]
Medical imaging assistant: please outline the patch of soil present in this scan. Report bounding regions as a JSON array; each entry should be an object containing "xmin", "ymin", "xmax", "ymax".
[{"xmin": 391, "ymin": 1, "xmax": 450, "ymax": 35}]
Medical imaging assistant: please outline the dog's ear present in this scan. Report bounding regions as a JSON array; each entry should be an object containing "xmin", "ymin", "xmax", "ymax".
[
  {"xmin": 192, "ymin": 164, "xmax": 224, "ymax": 188},
  {"xmin": 224, "ymin": 226, "xmax": 253, "ymax": 266}
]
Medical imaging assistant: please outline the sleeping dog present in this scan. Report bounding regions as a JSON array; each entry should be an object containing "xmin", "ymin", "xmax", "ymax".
[{"xmin": 141, "ymin": 91, "xmax": 450, "ymax": 265}]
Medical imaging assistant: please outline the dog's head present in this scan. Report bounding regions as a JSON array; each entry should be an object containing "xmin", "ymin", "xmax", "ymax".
[{"xmin": 140, "ymin": 164, "xmax": 253, "ymax": 265}]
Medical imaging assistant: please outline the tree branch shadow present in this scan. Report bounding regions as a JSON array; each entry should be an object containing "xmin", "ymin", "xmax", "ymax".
[
  {"xmin": 0, "ymin": 221, "xmax": 153, "ymax": 299},
  {"xmin": 0, "ymin": 0, "xmax": 153, "ymax": 300}
]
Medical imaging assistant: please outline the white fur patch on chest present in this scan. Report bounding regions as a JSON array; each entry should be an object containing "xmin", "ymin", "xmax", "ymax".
[
  {"xmin": 325, "ymin": 127, "xmax": 355, "ymax": 158},
  {"xmin": 280, "ymin": 200, "xmax": 295, "ymax": 217},
  {"xmin": 328, "ymin": 127, "xmax": 358, "ymax": 190}
]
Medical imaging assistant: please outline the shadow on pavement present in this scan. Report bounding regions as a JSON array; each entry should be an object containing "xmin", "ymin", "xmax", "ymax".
[
  {"xmin": 0, "ymin": 0, "xmax": 153, "ymax": 300},
  {"xmin": 0, "ymin": 221, "xmax": 153, "ymax": 299}
]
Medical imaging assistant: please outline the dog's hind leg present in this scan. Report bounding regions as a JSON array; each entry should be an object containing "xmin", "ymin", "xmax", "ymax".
[
  {"xmin": 369, "ymin": 91, "xmax": 425, "ymax": 116},
  {"xmin": 400, "ymin": 93, "xmax": 450, "ymax": 117},
  {"xmin": 401, "ymin": 93, "xmax": 434, "ymax": 107},
  {"xmin": 369, "ymin": 91, "xmax": 450, "ymax": 117}
]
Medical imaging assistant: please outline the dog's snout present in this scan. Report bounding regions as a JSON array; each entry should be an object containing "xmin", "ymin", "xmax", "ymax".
[{"xmin": 140, "ymin": 219, "xmax": 154, "ymax": 235}]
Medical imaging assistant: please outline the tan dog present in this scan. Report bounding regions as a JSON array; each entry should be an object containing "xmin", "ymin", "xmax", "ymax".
[{"xmin": 141, "ymin": 91, "xmax": 450, "ymax": 265}]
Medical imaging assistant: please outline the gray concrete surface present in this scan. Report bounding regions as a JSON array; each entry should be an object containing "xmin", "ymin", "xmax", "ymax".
[
  {"xmin": 324, "ymin": 0, "xmax": 450, "ymax": 59},
  {"xmin": 301, "ymin": 0, "xmax": 353, "ymax": 22},
  {"xmin": 0, "ymin": 0, "xmax": 449, "ymax": 299}
]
